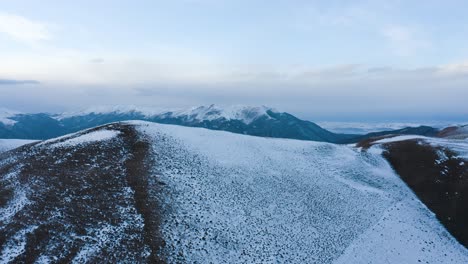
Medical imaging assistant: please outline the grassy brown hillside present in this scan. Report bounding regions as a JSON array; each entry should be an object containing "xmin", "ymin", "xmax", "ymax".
[
  {"xmin": 0, "ymin": 124, "xmax": 164, "ymax": 263},
  {"xmin": 380, "ymin": 139, "xmax": 468, "ymax": 247}
]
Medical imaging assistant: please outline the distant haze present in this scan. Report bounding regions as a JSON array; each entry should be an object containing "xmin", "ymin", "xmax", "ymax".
[{"xmin": 1, "ymin": 1, "xmax": 468, "ymax": 121}]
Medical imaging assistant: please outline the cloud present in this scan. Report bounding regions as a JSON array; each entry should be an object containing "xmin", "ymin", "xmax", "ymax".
[
  {"xmin": 90, "ymin": 58, "xmax": 105, "ymax": 64},
  {"xmin": 382, "ymin": 25, "xmax": 431, "ymax": 56},
  {"xmin": 0, "ymin": 79, "xmax": 40, "ymax": 85},
  {"xmin": 0, "ymin": 13, "xmax": 51, "ymax": 43},
  {"xmin": 437, "ymin": 62, "xmax": 468, "ymax": 77}
]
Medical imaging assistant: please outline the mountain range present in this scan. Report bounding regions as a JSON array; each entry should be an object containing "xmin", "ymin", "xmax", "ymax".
[{"xmin": 0, "ymin": 105, "xmax": 442, "ymax": 143}]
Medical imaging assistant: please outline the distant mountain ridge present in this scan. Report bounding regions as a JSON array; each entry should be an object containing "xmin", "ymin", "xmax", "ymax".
[{"xmin": 0, "ymin": 104, "xmax": 445, "ymax": 143}]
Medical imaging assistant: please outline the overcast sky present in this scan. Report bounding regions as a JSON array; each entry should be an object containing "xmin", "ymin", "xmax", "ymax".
[{"xmin": 1, "ymin": 0, "xmax": 468, "ymax": 120}]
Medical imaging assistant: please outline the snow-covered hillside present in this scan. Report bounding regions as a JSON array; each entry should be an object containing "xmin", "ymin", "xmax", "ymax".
[
  {"xmin": 1, "ymin": 121, "xmax": 467, "ymax": 263},
  {"xmin": 133, "ymin": 121, "xmax": 468, "ymax": 263}
]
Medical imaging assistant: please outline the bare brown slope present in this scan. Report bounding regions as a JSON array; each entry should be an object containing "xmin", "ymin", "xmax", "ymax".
[
  {"xmin": 381, "ymin": 140, "xmax": 468, "ymax": 248},
  {"xmin": 0, "ymin": 123, "xmax": 164, "ymax": 263}
]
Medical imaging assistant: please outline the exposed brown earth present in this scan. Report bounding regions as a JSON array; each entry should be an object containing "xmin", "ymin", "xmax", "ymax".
[
  {"xmin": 381, "ymin": 139, "xmax": 468, "ymax": 248},
  {"xmin": 437, "ymin": 125, "xmax": 468, "ymax": 139},
  {"xmin": 0, "ymin": 123, "xmax": 165, "ymax": 263},
  {"xmin": 437, "ymin": 126, "xmax": 459, "ymax": 138}
]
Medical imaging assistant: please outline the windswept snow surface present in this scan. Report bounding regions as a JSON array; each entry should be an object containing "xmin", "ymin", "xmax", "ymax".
[
  {"xmin": 132, "ymin": 121, "xmax": 468, "ymax": 263},
  {"xmin": 49, "ymin": 130, "xmax": 120, "ymax": 148},
  {"xmin": 0, "ymin": 139, "xmax": 37, "ymax": 153}
]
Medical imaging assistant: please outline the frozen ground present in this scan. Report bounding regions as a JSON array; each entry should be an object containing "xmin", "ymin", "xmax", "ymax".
[{"xmin": 133, "ymin": 121, "xmax": 468, "ymax": 263}]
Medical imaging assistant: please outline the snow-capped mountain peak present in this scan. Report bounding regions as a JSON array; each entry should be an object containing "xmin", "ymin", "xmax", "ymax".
[
  {"xmin": 57, "ymin": 104, "xmax": 278, "ymax": 125},
  {"xmin": 168, "ymin": 104, "xmax": 277, "ymax": 124}
]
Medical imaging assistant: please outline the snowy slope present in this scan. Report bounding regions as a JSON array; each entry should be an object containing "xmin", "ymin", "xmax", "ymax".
[
  {"xmin": 0, "ymin": 139, "xmax": 37, "ymax": 153},
  {"xmin": 132, "ymin": 121, "xmax": 468, "ymax": 263}
]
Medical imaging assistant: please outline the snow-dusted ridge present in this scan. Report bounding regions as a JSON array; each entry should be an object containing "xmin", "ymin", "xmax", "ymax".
[
  {"xmin": 50, "ymin": 129, "xmax": 120, "ymax": 148},
  {"xmin": 56, "ymin": 104, "xmax": 277, "ymax": 124},
  {"xmin": 130, "ymin": 121, "xmax": 468, "ymax": 263},
  {"xmin": 367, "ymin": 134, "xmax": 468, "ymax": 159}
]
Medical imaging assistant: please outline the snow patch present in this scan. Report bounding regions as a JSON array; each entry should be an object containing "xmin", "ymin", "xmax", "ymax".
[
  {"xmin": 0, "ymin": 226, "xmax": 37, "ymax": 263},
  {"xmin": 0, "ymin": 139, "xmax": 38, "ymax": 153},
  {"xmin": 50, "ymin": 130, "xmax": 120, "ymax": 148},
  {"xmin": 374, "ymin": 135, "xmax": 468, "ymax": 160},
  {"xmin": 374, "ymin": 135, "xmax": 427, "ymax": 144}
]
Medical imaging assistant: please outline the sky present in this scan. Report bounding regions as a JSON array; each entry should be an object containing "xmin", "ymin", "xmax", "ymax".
[{"xmin": 0, "ymin": 0, "xmax": 468, "ymax": 121}]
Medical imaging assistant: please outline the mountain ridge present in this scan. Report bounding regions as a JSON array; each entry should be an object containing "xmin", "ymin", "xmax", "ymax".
[
  {"xmin": 1, "ymin": 121, "xmax": 467, "ymax": 263},
  {"xmin": 0, "ymin": 104, "xmax": 446, "ymax": 143}
]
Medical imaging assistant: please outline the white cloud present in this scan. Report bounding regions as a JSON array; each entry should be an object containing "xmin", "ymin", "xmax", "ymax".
[
  {"xmin": 0, "ymin": 13, "xmax": 51, "ymax": 43},
  {"xmin": 437, "ymin": 62, "xmax": 468, "ymax": 76},
  {"xmin": 382, "ymin": 25, "xmax": 431, "ymax": 56}
]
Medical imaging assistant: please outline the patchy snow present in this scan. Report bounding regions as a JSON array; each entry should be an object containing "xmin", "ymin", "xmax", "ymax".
[
  {"xmin": 426, "ymin": 138, "xmax": 468, "ymax": 160},
  {"xmin": 0, "ymin": 165, "xmax": 30, "ymax": 226},
  {"xmin": 0, "ymin": 139, "xmax": 37, "ymax": 153},
  {"xmin": 374, "ymin": 135, "xmax": 428, "ymax": 144},
  {"xmin": 50, "ymin": 130, "xmax": 120, "ymax": 148},
  {"xmin": 372, "ymin": 135, "xmax": 468, "ymax": 160},
  {"xmin": 0, "ymin": 226, "xmax": 38, "ymax": 263},
  {"xmin": 130, "ymin": 121, "xmax": 468, "ymax": 263},
  {"xmin": 0, "ymin": 187, "xmax": 29, "ymax": 224}
]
